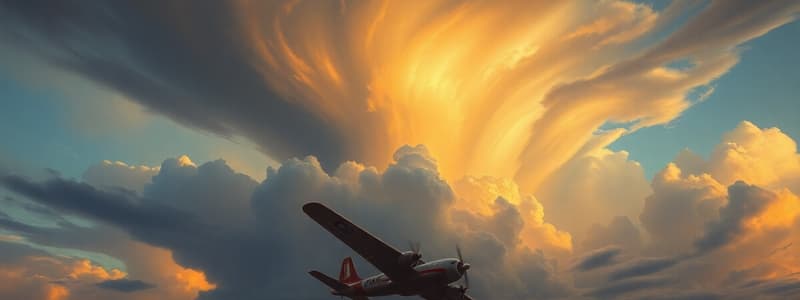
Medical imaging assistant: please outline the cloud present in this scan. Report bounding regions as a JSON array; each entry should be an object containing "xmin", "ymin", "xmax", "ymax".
[
  {"xmin": 639, "ymin": 163, "xmax": 728, "ymax": 254},
  {"xmin": 451, "ymin": 175, "xmax": 572, "ymax": 256},
  {"xmin": 760, "ymin": 279, "xmax": 800, "ymax": 297},
  {"xmin": 250, "ymin": 145, "xmax": 573, "ymax": 299},
  {"xmin": 0, "ymin": 241, "xmax": 130, "ymax": 300},
  {"xmin": 634, "ymin": 291, "xmax": 722, "ymax": 300},
  {"xmin": 2, "ymin": 147, "xmax": 576, "ymax": 299},
  {"xmin": 3, "ymin": 118, "xmax": 800, "ymax": 299},
  {"xmin": 2, "ymin": 1, "xmax": 797, "ymax": 191},
  {"xmin": 693, "ymin": 182, "xmax": 775, "ymax": 255},
  {"xmin": 82, "ymin": 160, "xmax": 159, "ymax": 194},
  {"xmin": 584, "ymin": 276, "xmax": 673, "ymax": 299},
  {"xmin": 1, "ymin": 195, "xmax": 209, "ymax": 291},
  {"xmin": 676, "ymin": 121, "xmax": 800, "ymax": 192},
  {"xmin": 0, "ymin": 172, "xmax": 217, "ymax": 300},
  {"xmin": 144, "ymin": 156, "xmax": 258, "ymax": 227},
  {"xmin": 0, "ymin": 0, "xmax": 797, "ymax": 298},
  {"xmin": 537, "ymin": 141, "xmax": 651, "ymax": 241},
  {"xmin": 96, "ymin": 279, "xmax": 155, "ymax": 293},
  {"xmin": 566, "ymin": 121, "xmax": 800, "ymax": 299},
  {"xmin": 0, "ymin": 1, "xmax": 345, "ymax": 170},
  {"xmin": 582, "ymin": 216, "xmax": 643, "ymax": 254},
  {"xmin": 574, "ymin": 246, "xmax": 623, "ymax": 272},
  {"xmin": 608, "ymin": 257, "xmax": 680, "ymax": 281},
  {"xmin": 515, "ymin": 1, "xmax": 799, "ymax": 190},
  {"xmin": 639, "ymin": 122, "xmax": 800, "ymax": 258}
]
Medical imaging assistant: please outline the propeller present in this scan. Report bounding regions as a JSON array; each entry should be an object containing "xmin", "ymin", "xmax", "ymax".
[
  {"xmin": 408, "ymin": 241, "xmax": 423, "ymax": 264},
  {"xmin": 409, "ymin": 241, "xmax": 421, "ymax": 254},
  {"xmin": 456, "ymin": 245, "xmax": 471, "ymax": 291}
]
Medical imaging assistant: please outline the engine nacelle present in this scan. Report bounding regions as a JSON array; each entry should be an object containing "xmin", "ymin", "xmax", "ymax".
[{"xmin": 397, "ymin": 251, "xmax": 422, "ymax": 267}]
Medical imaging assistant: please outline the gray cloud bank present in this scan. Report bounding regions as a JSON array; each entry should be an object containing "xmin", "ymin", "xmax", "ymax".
[
  {"xmin": 1, "ymin": 146, "xmax": 574, "ymax": 299},
  {"xmin": 3, "ymin": 139, "xmax": 800, "ymax": 299}
]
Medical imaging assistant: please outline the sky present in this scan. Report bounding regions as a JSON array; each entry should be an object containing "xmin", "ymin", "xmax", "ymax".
[
  {"xmin": 0, "ymin": 1, "xmax": 799, "ymax": 300},
  {"xmin": 611, "ymin": 18, "xmax": 800, "ymax": 179}
]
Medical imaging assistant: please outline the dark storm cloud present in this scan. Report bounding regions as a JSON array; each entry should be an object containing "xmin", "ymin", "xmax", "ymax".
[
  {"xmin": 0, "ymin": 175, "xmax": 203, "ymax": 236},
  {"xmin": 608, "ymin": 257, "xmax": 679, "ymax": 281},
  {"xmin": 0, "ymin": 0, "xmax": 345, "ymax": 168},
  {"xmin": 96, "ymin": 279, "xmax": 156, "ymax": 292},
  {"xmin": 574, "ymin": 246, "xmax": 622, "ymax": 272}
]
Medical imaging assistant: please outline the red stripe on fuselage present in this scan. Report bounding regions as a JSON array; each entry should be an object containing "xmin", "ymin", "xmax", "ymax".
[
  {"xmin": 417, "ymin": 268, "xmax": 446, "ymax": 275},
  {"xmin": 347, "ymin": 268, "xmax": 446, "ymax": 296}
]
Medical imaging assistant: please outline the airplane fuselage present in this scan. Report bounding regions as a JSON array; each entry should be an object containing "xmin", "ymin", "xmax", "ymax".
[
  {"xmin": 334, "ymin": 258, "xmax": 464, "ymax": 298},
  {"xmin": 304, "ymin": 202, "xmax": 473, "ymax": 299}
]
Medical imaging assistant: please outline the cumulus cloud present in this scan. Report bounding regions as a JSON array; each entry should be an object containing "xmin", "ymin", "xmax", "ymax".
[
  {"xmin": 537, "ymin": 142, "xmax": 651, "ymax": 242},
  {"xmin": 2, "ymin": 118, "xmax": 800, "ymax": 299},
  {"xmin": 693, "ymin": 182, "xmax": 776, "ymax": 255},
  {"xmin": 2, "ymin": 146, "xmax": 576, "ymax": 299},
  {"xmin": 676, "ymin": 121, "xmax": 800, "ymax": 192},
  {"xmin": 639, "ymin": 162, "xmax": 728, "ymax": 254},
  {"xmin": 562, "ymin": 121, "xmax": 800, "ymax": 299},
  {"xmin": 590, "ymin": 122, "xmax": 800, "ymax": 299},
  {"xmin": 452, "ymin": 175, "xmax": 572, "ymax": 256},
  {"xmin": 251, "ymin": 145, "xmax": 573, "ymax": 299},
  {"xmin": 82, "ymin": 160, "xmax": 159, "ymax": 194},
  {"xmin": 145, "ymin": 156, "xmax": 258, "ymax": 228},
  {"xmin": 582, "ymin": 216, "xmax": 643, "ymax": 254}
]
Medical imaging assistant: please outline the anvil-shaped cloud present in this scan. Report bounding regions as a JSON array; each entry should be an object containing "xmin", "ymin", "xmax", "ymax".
[{"xmin": 1, "ymin": 0, "xmax": 797, "ymax": 192}]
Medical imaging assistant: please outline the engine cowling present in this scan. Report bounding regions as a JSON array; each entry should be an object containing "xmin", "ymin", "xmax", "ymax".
[{"xmin": 397, "ymin": 251, "xmax": 422, "ymax": 266}]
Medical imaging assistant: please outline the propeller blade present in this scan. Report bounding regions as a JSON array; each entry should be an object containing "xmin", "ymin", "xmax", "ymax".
[
  {"xmin": 456, "ymin": 244, "xmax": 470, "ymax": 290},
  {"xmin": 408, "ymin": 241, "xmax": 421, "ymax": 254},
  {"xmin": 463, "ymin": 269, "xmax": 470, "ymax": 290}
]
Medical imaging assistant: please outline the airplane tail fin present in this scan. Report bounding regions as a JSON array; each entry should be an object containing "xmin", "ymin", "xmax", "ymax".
[
  {"xmin": 309, "ymin": 270, "xmax": 348, "ymax": 292},
  {"xmin": 339, "ymin": 257, "xmax": 361, "ymax": 284}
]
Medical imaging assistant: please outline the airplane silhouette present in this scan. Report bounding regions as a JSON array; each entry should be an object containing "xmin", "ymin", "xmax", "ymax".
[{"xmin": 304, "ymin": 202, "xmax": 474, "ymax": 300}]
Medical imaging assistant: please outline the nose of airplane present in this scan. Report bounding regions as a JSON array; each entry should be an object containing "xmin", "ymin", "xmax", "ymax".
[{"xmin": 457, "ymin": 262, "xmax": 470, "ymax": 274}]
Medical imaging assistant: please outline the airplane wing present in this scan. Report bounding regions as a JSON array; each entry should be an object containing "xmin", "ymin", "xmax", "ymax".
[
  {"xmin": 303, "ymin": 202, "xmax": 418, "ymax": 282},
  {"xmin": 419, "ymin": 286, "xmax": 474, "ymax": 300}
]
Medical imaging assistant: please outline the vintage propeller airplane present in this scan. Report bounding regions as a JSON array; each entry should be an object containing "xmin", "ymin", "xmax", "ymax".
[{"xmin": 303, "ymin": 202, "xmax": 474, "ymax": 300}]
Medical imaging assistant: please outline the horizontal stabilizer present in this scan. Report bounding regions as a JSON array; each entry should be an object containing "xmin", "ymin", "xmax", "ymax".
[{"xmin": 309, "ymin": 270, "xmax": 348, "ymax": 291}]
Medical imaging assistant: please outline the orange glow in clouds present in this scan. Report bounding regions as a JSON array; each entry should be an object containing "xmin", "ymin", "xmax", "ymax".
[
  {"xmin": 175, "ymin": 268, "xmax": 217, "ymax": 293},
  {"xmin": 45, "ymin": 285, "xmax": 69, "ymax": 300},
  {"xmin": 233, "ymin": 0, "xmax": 767, "ymax": 195}
]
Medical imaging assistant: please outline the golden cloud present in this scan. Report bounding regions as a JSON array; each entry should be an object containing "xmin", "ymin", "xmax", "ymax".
[{"xmin": 228, "ymin": 0, "xmax": 798, "ymax": 195}]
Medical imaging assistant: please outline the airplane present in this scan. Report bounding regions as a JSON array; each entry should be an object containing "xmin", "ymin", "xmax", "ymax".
[{"xmin": 303, "ymin": 202, "xmax": 475, "ymax": 300}]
